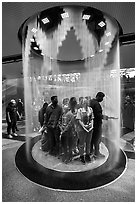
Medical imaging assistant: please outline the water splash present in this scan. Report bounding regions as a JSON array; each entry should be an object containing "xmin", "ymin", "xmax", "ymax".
[{"xmin": 22, "ymin": 6, "xmax": 121, "ymax": 170}]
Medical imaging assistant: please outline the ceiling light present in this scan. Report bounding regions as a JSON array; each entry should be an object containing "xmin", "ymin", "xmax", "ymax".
[
  {"xmin": 98, "ymin": 49, "xmax": 103, "ymax": 52},
  {"xmin": 31, "ymin": 28, "xmax": 37, "ymax": 33},
  {"xmin": 42, "ymin": 17, "xmax": 50, "ymax": 24},
  {"xmin": 90, "ymin": 55, "xmax": 94, "ymax": 57},
  {"xmin": 82, "ymin": 14, "xmax": 91, "ymax": 20},
  {"xmin": 98, "ymin": 21, "xmax": 105, "ymax": 27},
  {"xmin": 106, "ymin": 32, "xmax": 111, "ymax": 37},
  {"xmin": 33, "ymin": 47, "xmax": 39, "ymax": 50},
  {"xmin": 61, "ymin": 12, "xmax": 69, "ymax": 19}
]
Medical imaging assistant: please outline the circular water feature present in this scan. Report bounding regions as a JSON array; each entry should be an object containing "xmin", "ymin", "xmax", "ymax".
[{"xmin": 15, "ymin": 136, "xmax": 127, "ymax": 191}]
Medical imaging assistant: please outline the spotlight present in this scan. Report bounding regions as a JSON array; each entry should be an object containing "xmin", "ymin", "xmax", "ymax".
[
  {"xmin": 82, "ymin": 14, "xmax": 91, "ymax": 20},
  {"xmin": 41, "ymin": 17, "xmax": 50, "ymax": 24},
  {"xmin": 61, "ymin": 12, "xmax": 69, "ymax": 19},
  {"xmin": 31, "ymin": 28, "xmax": 37, "ymax": 33},
  {"xmin": 98, "ymin": 21, "xmax": 106, "ymax": 28}
]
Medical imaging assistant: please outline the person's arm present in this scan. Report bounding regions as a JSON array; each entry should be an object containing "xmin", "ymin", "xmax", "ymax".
[
  {"xmin": 39, "ymin": 112, "xmax": 48, "ymax": 133},
  {"xmin": 58, "ymin": 107, "xmax": 63, "ymax": 127},
  {"xmin": 76, "ymin": 109, "xmax": 89, "ymax": 132},
  {"xmin": 38, "ymin": 110, "xmax": 41, "ymax": 123},
  {"xmin": 7, "ymin": 111, "xmax": 11, "ymax": 123},
  {"xmin": 102, "ymin": 115, "xmax": 108, "ymax": 120},
  {"xmin": 16, "ymin": 110, "xmax": 20, "ymax": 119},
  {"xmin": 43, "ymin": 107, "xmax": 50, "ymax": 127},
  {"xmin": 88, "ymin": 108, "xmax": 94, "ymax": 129}
]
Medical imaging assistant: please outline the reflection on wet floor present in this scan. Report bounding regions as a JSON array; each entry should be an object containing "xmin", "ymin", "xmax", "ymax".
[{"xmin": 120, "ymin": 131, "xmax": 135, "ymax": 152}]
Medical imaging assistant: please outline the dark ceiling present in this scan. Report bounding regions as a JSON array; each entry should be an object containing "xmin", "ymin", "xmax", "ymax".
[{"xmin": 2, "ymin": 2, "xmax": 135, "ymax": 68}]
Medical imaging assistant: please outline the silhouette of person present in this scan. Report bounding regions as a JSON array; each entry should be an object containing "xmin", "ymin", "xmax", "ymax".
[
  {"xmin": 38, "ymin": 102, "xmax": 48, "ymax": 127},
  {"xmin": 6, "ymin": 99, "xmax": 19, "ymax": 138},
  {"xmin": 122, "ymin": 95, "xmax": 135, "ymax": 134},
  {"xmin": 43, "ymin": 96, "xmax": 63, "ymax": 156},
  {"xmin": 89, "ymin": 92, "xmax": 108, "ymax": 158}
]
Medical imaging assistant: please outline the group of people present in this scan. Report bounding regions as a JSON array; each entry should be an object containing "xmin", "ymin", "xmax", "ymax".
[
  {"xmin": 6, "ymin": 99, "xmax": 24, "ymax": 138},
  {"xmin": 39, "ymin": 92, "xmax": 108, "ymax": 164}
]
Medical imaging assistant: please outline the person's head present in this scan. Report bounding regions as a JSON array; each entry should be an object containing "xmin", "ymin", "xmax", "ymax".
[
  {"xmin": 125, "ymin": 95, "xmax": 131, "ymax": 103},
  {"xmin": 85, "ymin": 96, "xmax": 91, "ymax": 105},
  {"xmin": 96, "ymin": 92, "xmax": 105, "ymax": 102},
  {"xmin": 79, "ymin": 97, "xmax": 83, "ymax": 103},
  {"xmin": 10, "ymin": 99, "xmax": 16, "ymax": 106},
  {"xmin": 62, "ymin": 98, "xmax": 69, "ymax": 105},
  {"xmin": 43, "ymin": 102, "xmax": 48, "ymax": 109},
  {"xmin": 51, "ymin": 96, "xmax": 58, "ymax": 105},
  {"xmin": 82, "ymin": 98, "xmax": 88, "ymax": 108},
  {"xmin": 69, "ymin": 97, "xmax": 77, "ymax": 110}
]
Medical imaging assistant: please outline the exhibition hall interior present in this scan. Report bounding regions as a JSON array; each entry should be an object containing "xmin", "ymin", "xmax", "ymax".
[{"xmin": 2, "ymin": 2, "xmax": 135, "ymax": 202}]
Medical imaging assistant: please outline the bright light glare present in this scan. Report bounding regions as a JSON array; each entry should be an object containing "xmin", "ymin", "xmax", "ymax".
[
  {"xmin": 33, "ymin": 47, "xmax": 39, "ymax": 50},
  {"xmin": 82, "ymin": 14, "xmax": 91, "ymax": 20},
  {"xmin": 98, "ymin": 21, "xmax": 105, "ymax": 27},
  {"xmin": 42, "ymin": 17, "xmax": 50, "ymax": 24},
  {"xmin": 99, "ymin": 49, "xmax": 103, "ymax": 53},
  {"xmin": 61, "ymin": 12, "xmax": 69, "ymax": 19}
]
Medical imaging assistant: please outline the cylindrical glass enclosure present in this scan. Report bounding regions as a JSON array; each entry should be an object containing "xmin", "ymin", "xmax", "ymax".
[{"xmin": 19, "ymin": 5, "xmax": 122, "ymax": 168}]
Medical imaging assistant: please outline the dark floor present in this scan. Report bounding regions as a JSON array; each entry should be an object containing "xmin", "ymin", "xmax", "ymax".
[{"xmin": 2, "ymin": 119, "xmax": 135, "ymax": 202}]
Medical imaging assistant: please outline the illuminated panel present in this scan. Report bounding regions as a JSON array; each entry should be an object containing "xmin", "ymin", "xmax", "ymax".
[
  {"xmin": 42, "ymin": 17, "xmax": 50, "ymax": 24},
  {"xmin": 98, "ymin": 21, "xmax": 106, "ymax": 27},
  {"xmin": 82, "ymin": 14, "xmax": 91, "ymax": 20},
  {"xmin": 61, "ymin": 12, "xmax": 69, "ymax": 19}
]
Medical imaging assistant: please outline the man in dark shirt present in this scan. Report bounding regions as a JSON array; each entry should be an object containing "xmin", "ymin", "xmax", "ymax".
[
  {"xmin": 6, "ymin": 99, "xmax": 19, "ymax": 138},
  {"xmin": 89, "ymin": 92, "xmax": 108, "ymax": 158},
  {"xmin": 43, "ymin": 96, "xmax": 63, "ymax": 155}
]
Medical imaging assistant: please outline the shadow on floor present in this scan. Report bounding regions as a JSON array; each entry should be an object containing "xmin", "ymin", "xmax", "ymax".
[
  {"xmin": 2, "ymin": 132, "xmax": 29, "ymax": 142},
  {"xmin": 125, "ymin": 151, "xmax": 135, "ymax": 160}
]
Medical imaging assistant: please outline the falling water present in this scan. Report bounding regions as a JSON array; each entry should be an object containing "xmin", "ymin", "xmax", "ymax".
[{"xmin": 22, "ymin": 5, "xmax": 121, "ymax": 170}]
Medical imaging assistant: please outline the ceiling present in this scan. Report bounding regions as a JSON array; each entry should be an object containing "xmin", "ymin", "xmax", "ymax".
[{"xmin": 2, "ymin": 2, "xmax": 135, "ymax": 68}]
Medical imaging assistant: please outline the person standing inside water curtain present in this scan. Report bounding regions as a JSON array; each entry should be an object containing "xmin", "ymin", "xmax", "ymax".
[
  {"xmin": 76, "ymin": 98, "xmax": 94, "ymax": 164},
  {"xmin": 62, "ymin": 98, "xmax": 70, "ymax": 114},
  {"xmin": 61, "ymin": 97, "xmax": 78, "ymax": 163},
  {"xmin": 38, "ymin": 101, "xmax": 48, "ymax": 127},
  {"xmin": 89, "ymin": 92, "xmax": 108, "ymax": 159},
  {"xmin": 42, "ymin": 96, "xmax": 63, "ymax": 156}
]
